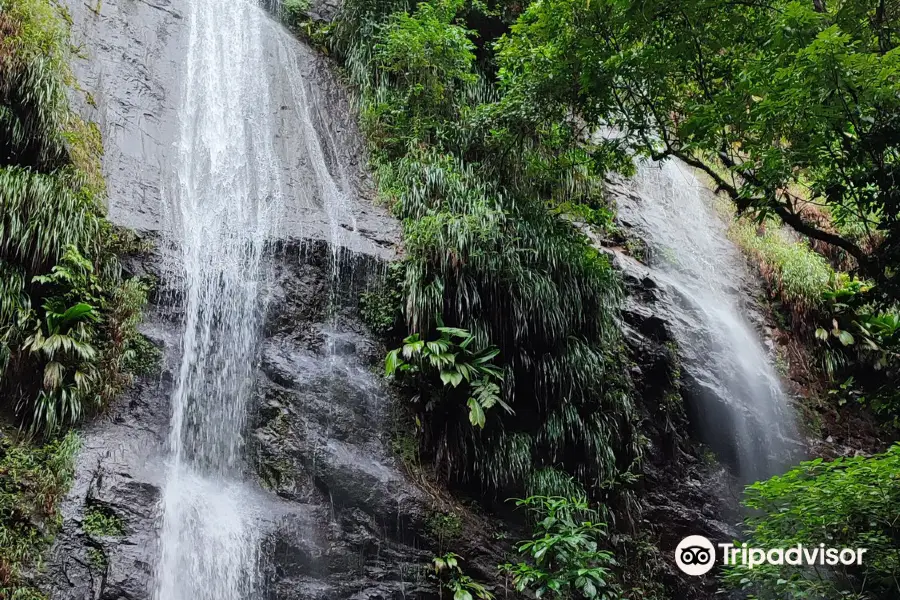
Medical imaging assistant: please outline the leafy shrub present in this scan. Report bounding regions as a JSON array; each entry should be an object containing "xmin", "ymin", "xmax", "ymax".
[
  {"xmin": 0, "ymin": 430, "xmax": 78, "ymax": 596},
  {"xmin": 282, "ymin": 0, "xmax": 311, "ymax": 21},
  {"xmin": 501, "ymin": 495, "xmax": 620, "ymax": 600},
  {"xmin": 426, "ymin": 511, "xmax": 463, "ymax": 550},
  {"xmin": 723, "ymin": 446, "xmax": 900, "ymax": 600},
  {"xmin": 0, "ymin": 0, "xmax": 148, "ymax": 434},
  {"xmin": 386, "ymin": 326, "xmax": 509, "ymax": 428},
  {"xmin": 359, "ymin": 261, "xmax": 405, "ymax": 334},
  {"xmin": 431, "ymin": 553, "xmax": 493, "ymax": 600}
]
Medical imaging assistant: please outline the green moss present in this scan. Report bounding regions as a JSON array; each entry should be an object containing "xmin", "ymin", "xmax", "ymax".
[
  {"xmin": 0, "ymin": 430, "xmax": 79, "ymax": 595},
  {"xmin": 256, "ymin": 448, "xmax": 296, "ymax": 492},
  {"xmin": 82, "ymin": 505, "xmax": 123, "ymax": 537},
  {"xmin": 86, "ymin": 546, "xmax": 106, "ymax": 569}
]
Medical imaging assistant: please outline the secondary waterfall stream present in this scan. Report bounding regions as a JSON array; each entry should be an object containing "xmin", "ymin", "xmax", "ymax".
[
  {"xmin": 620, "ymin": 160, "xmax": 798, "ymax": 481},
  {"xmin": 152, "ymin": 0, "xmax": 356, "ymax": 597}
]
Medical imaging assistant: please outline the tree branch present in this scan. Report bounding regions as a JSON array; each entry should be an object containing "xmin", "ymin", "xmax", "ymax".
[{"xmin": 670, "ymin": 149, "xmax": 873, "ymax": 271}]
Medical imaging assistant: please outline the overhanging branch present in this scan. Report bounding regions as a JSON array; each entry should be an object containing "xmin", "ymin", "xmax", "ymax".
[{"xmin": 671, "ymin": 150, "xmax": 872, "ymax": 271}]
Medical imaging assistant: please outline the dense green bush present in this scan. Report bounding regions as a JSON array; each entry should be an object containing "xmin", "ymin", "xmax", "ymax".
[
  {"xmin": 330, "ymin": 0, "xmax": 640, "ymax": 510},
  {"xmin": 386, "ymin": 326, "xmax": 508, "ymax": 429},
  {"xmin": 724, "ymin": 446, "xmax": 900, "ymax": 600},
  {"xmin": 0, "ymin": 0, "xmax": 148, "ymax": 435},
  {"xmin": 0, "ymin": 430, "xmax": 78, "ymax": 597},
  {"xmin": 501, "ymin": 495, "xmax": 620, "ymax": 600}
]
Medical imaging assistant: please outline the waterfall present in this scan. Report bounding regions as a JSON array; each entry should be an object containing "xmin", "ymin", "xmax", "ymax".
[
  {"xmin": 149, "ymin": 0, "xmax": 360, "ymax": 595},
  {"xmin": 152, "ymin": 0, "xmax": 280, "ymax": 597},
  {"xmin": 620, "ymin": 160, "xmax": 797, "ymax": 481}
]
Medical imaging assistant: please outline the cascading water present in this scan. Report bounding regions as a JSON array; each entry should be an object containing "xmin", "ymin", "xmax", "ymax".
[
  {"xmin": 153, "ymin": 0, "xmax": 281, "ymax": 598},
  {"xmin": 152, "ymin": 0, "xmax": 366, "ymax": 596},
  {"xmin": 619, "ymin": 159, "xmax": 797, "ymax": 481}
]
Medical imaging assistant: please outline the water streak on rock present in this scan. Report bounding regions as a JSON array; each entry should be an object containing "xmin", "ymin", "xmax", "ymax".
[{"xmin": 621, "ymin": 160, "xmax": 797, "ymax": 481}]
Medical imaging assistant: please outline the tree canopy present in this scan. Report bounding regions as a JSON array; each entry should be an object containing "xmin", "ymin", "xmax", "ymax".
[{"xmin": 497, "ymin": 0, "xmax": 900, "ymax": 302}]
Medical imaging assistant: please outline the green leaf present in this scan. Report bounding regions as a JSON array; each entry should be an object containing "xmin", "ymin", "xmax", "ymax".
[
  {"xmin": 472, "ymin": 348, "xmax": 500, "ymax": 364},
  {"xmin": 437, "ymin": 326, "xmax": 470, "ymax": 338},
  {"xmin": 60, "ymin": 302, "xmax": 96, "ymax": 326},
  {"xmin": 440, "ymin": 370, "xmax": 463, "ymax": 387},
  {"xmin": 837, "ymin": 330, "xmax": 855, "ymax": 346},
  {"xmin": 385, "ymin": 349, "xmax": 402, "ymax": 376},
  {"xmin": 467, "ymin": 397, "xmax": 486, "ymax": 428}
]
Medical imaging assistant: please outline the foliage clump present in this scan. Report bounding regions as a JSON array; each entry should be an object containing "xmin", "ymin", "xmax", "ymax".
[
  {"xmin": 0, "ymin": 0, "xmax": 149, "ymax": 435},
  {"xmin": 359, "ymin": 262, "xmax": 405, "ymax": 334},
  {"xmin": 497, "ymin": 0, "xmax": 900, "ymax": 304},
  {"xmin": 386, "ymin": 326, "xmax": 509, "ymax": 430},
  {"xmin": 729, "ymin": 220, "xmax": 833, "ymax": 317},
  {"xmin": 501, "ymin": 495, "xmax": 620, "ymax": 600},
  {"xmin": 426, "ymin": 510, "xmax": 463, "ymax": 550},
  {"xmin": 724, "ymin": 445, "xmax": 900, "ymax": 600},
  {"xmin": 0, "ymin": 430, "xmax": 78, "ymax": 597},
  {"xmin": 431, "ymin": 552, "xmax": 493, "ymax": 600},
  {"xmin": 330, "ymin": 0, "xmax": 640, "ymax": 513},
  {"xmin": 82, "ymin": 504, "xmax": 123, "ymax": 538}
]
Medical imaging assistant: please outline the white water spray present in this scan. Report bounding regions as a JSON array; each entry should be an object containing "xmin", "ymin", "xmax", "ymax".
[
  {"xmin": 624, "ymin": 160, "xmax": 797, "ymax": 480},
  {"xmin": 151, "ymin": 0, "xmax": 365, "ymax": 596},
  {"xmin": 153, "ymin": 0, "xmax": 282, "ymax": 597}
]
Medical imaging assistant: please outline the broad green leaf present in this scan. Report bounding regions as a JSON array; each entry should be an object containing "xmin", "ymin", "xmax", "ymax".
[{"xmin": 467, "ymin": 397, "xmax": 486, "ymax": 428}]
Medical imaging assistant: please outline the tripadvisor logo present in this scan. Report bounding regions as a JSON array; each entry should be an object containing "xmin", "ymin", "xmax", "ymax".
[{"xmin": 674, "ymin": 535, "xmax": 867, "ymax": 576}]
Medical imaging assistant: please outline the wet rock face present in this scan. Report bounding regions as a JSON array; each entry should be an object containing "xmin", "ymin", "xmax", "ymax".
[
  {"xmin": 43, "ymin": 240, "xmax": 450, "ymax": 600},
  {"xmin": 603, "ymin": 227, "xmax": 740, "ymax": 599},
  {"xmin": 42, "ymin": 324, "xmax": 172, "ymax": 600},
  {"xmin": 249, "ymin": 242, "xmax": 436, "ymax": 600},
  {"xmin": 63, "ymin": 0, "xmax": 400, "ymax": 258}
]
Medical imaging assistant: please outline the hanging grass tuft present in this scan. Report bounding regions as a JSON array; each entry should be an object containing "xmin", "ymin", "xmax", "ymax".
[
  {"xmin": 330, "ymin": 0, "xmax": 641, "ymax": 518},
  {"xmin": 0, "ymin": 0, "xmax": 148, "ymax": 436}
]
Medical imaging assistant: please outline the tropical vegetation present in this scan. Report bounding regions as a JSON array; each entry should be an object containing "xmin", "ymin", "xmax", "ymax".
[
  {"xmin": 724, "ymin": 445, "xmax": 900, "ymax": 600},
  {"xmin": 1, "ymin": 0, "xmax": 149, "ymax": 595},
  {"xmin": 501, "ymin": 495, "xmax": 620, "ymax": 600},
  {"xmin": 328, "ymin": 0, "xmax": 642, "ymax": 514},
  {"xmin": 0, "ymin": 0, "xmax": 149, "ymax": 435},
  {"xmin": 318, "ymin": 0, "xmax": 900, "ymax": 596}
]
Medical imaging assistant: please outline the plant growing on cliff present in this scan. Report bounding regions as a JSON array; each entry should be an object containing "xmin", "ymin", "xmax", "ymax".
[
  {"xmin": 501, "ymin": 495, "xmax": 620, "ymax": 600},
  {"xmin": 724, "ymin": 446, "xmax": 900, "ymax": 600},
  {"xmin": 0, "ymin": 430, "xmax": 78, "ymax": 596},
  {"xmin": 83, "ymin": 504, "xmax": 124, "ymax": 538},
  {"xmin": 386, "ymin": 326, "xmax": 510, "ymax": 428},
  {"xmin": 330, "ymin": 0, "xmax": 640, "ymax": 511},
  {"xmin": 0, "ymin": 0, "xmax": 148, "ymax": 434},
  {"xmin": 359, "ymin": 261, "xmax": 405, "ymax": 335},
  {"xmin": 431, "ymin": 552, "xmax": 494, "ymax": 600}
]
